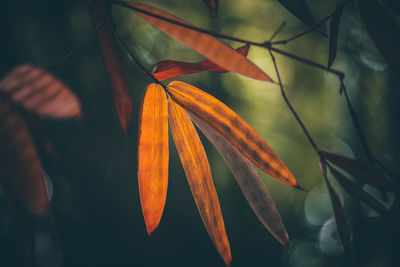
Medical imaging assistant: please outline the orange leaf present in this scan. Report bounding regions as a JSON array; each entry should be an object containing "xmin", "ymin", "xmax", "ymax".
[
  {"xmin": 152, "ymin": 44, "xmax": 250, "ymax": 81},
  {"xmin": 168, "ymin": 99, "xmax": 231, "ymax": 266},
  {"xmin": 167, "ymin": 81, "xmax": 298, "ymax": 187},
  {"xmin": 191, "ymin": 114, "xmax": 290, "ymax": 248},
  {"xmin": 0, "ymin": 100, "xmax": 50, "ymax": 215},
  {"xmin": 319, "ymin": 149, "xmax": 395, "ymax": 192},
  {"xmin": 138, "ymin": 84, "xmax": 169, "ymax": 235},
  {"xmin": 125, "ymin": 2, "xmax": 272, "ymax": 82},
  {"xmin": 0, "ymin": 65, "xmax": 81, "ymax": 118}
]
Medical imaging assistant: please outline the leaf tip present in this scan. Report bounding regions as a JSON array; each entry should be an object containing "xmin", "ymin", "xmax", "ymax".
[{"xmin": 293, "ymin": 184, "xmax": 308, "ymax": 192}]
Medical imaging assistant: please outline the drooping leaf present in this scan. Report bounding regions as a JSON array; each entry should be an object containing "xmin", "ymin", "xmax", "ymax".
[
  {"xmin": 167, "ymin": 81, "xmax": 298, "ymax": 187},
  {"xmin": 277, "ymin": 1, "xmax": 315, "ymax": 27},
  {"xmin": 124, "ymin": 2, "xmax": 272, "ymax": 81},
  {"xmin": 201, "ymin": 0, "xmax": 219, "ymax": 22},
  {"xmin": 328, "ymin": 3, "xmax": 343, "ymax": 68},
  {"xmin": 319, "ymin": 150, "xmax": 395, "ymax": 192},
  {"xmin": 329, "ymin": 166, "xmax": 389, "ymax": 218},
  {"xmin": 0, "ymin": 100, "xmax": 50, "ymax": 215},
  {"xmin": 138, "ymin": 84, "xmax": 169, "ymax": 235},
  {"xmin": 152, "ymin": 44, "xmax": 250, "ymax": 81},
  {"xmin": 89, "ymin": 0, "xmax": 133, "ymax": 133},
  {"xmin": 359, "ymin": 0, "xmax": 400, "ymax": 75},
  {"xmin": 0, "ymin": 65, "xmax": 81, "ymax": 118},
  {"xmin": 191, "ymin": 114, "xmax": 290, "ymax": 248},
  {"xmin": 319, "ymin": 160, "xmax": 354, "ymax": 260},
  {"xmin": 168, "ymin": 99, "xmax": 231, "ymax": 266}
]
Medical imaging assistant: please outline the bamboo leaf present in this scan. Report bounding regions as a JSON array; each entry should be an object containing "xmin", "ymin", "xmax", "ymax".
[
  {"xmin": 168, "ymin": 99, "xmax": 231, "ymax": 266},
  {"xmin": 191, "ymin": 114, "xmax": 290, "ymax": 248},
  {"xmin": 0, "ymin": 100, "xmax": 50, "ymax": 215},
  {"xmin": 167, "ymin": 81, "xmax": 298, "ymax": 187},
  {"xmin": 359, "ymin": 0, "xmax": 400, "ymax": 75},
  {"xmin": 328, "ymin": 3, "xmax": 343, "ymax": 68},
  {"xmin": 152, "ymin": 44, "xmax": 250, "ymax": 81},
  {"xmin": 329, "ymin": 166, "xmax": 390, "ymax": 218},
  {"xmin": 277, "ymin": 1, "xmax": 316, "ymax": 28},
  {"xmin": 0, "ymin": 65, "xmax": 81, "ymax": 118},
  {"xmin": 138, "ymin": 84, "xmax": 169, "ymax": 235},
  {"xmin": 89, "ymin": 0, "xmax": 133, "ymax": 133},
  {"xmin": 125, "ymin": 2, "xmax": 272, "ymax": 81},
  {"xmin": 319, "ymin": 149, "xmax": 395, "ymax": 192},
  {"xmin": 319, "ymin": 160, "xmax": 354, "ymax": 260},
  {"xmin": 201, "ymin": 0, "xmax": 219, "ymax": 22}
]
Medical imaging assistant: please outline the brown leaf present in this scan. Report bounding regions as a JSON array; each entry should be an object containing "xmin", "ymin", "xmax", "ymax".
[
  {"xmin": 0, "ymin": 65, "xmax": 81, "ymax": 119},
  {"xmin": 0, "ymin": 100, "xmax": 50, "ymax": 215},
  {"xmin": 319, "ymin": 160, "xmax": 354, "ymax": 260},
  {"xmin": 89, "ymin": 0, "xmax": 133, "ymax": 133},
  {"xmin": 328, "ymin": 3, "xmax": 343, "ymax": 68},
  {"xmin": 168, "ymin": 99, "xmax": 231, "ymax": 266},
  {"xmin": 319, "ymin": 150, "xmax": 395, "ymax": 192},
  {"xmin": 359, "ymin": 0, "xmax": 400, "ymax": 75},
  {"xmin": 126, "ymin": 2, "xmax": 272, "ymax": 81},
  {"xmin": 167, "ymin": 81, "xmax": 298, "ymax": 187},
  {"xmin": 201, "ymin": 0, "xmax": 219, "ymax": 22},
  {"xmin": 191, "ymin": 114, "xmax": 290, "ymax": 248},
  {"xmin": 329, "ymin": 166, "xmax": 389, "ymax": 218},
  {"xmin": 152, "ymin": 44, "xmax": 250, "ymax": 81},
  {"xmin": 138, "ymin": 84, "xmax": 169, "ymax": 235}
]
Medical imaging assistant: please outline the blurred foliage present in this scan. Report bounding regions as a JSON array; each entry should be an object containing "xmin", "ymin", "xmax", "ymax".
[{"xmin": 0, "ymin": 0, "xmax": 399, "ymax": 266}]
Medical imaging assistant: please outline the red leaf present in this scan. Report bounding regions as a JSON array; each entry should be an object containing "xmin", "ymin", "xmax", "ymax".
[
  {"xmin": 153, "ymin": 44, "xmax": 250, "ymax": 81},
  {"xmin": 191, "ymin": 114, "xmax": 290, "ymax": 248},
  {"xmin": 319, "ymin": 150, "xmax": 395, "ymax": 192}
]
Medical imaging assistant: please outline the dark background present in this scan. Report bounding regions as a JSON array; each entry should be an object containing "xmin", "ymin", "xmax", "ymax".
[{"xmin": 0, "ymin": 0, "xmax": 399, "ymax": 266}]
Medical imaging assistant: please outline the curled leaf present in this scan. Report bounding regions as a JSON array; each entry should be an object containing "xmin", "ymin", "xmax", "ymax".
[
  {"xmin": 319, "ymin": 150, "xmax": 395, "ymax": 192},
  {"xmin": 138, "ymin": 84, "xmax": 169, "ymax": 235},
  {"xmin": 359, "ymin": 0, "xmax": 400, "ymax": 75},
  {"xmin": 328, "ymin": 3, "xmax": 343, "ymax": 68},
  {"xmin": 167, "ymin": 81, "xmax": 298, "ymax": 187},
  {"xmin": 124, "ymin": 2, "xmax": 272, "ymax": 81},
  {"xmin": 191, "ymin": 114, "xmax": 290, "ymax": 248},
  {"xmin": 152, "ymin": 44, "xmax": 250, "ymax": 81},
  {"xmin": 201, "ymin": 0, "xmax": 219, "ymax": 22},
  {"xmin": 329, "ymin": 166, "xmax": 389, "ymax": 218},
  {"xmin": 168, "ymin": 99, "xmax": 231, "ymax": 266},
  {"xmin": 319, "ymin": 160, "xmax": 354, "ymax": 260},
  {"xmin": 0, "ymin": 100, "xmax": 50, "ymax": 215},
  {"xmin": 0, "ymin": 65, "xmax": 81, "ymax": 118}
]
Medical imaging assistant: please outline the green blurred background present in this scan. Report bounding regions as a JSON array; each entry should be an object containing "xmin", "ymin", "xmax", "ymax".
[{"xmin": 0, "ymin": 0, "xmax": 399, "ymax": 266}]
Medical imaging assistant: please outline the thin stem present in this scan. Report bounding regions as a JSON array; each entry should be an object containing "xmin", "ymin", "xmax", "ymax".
[
  {"xmin": 268, "ymin": 50, "xmax": 319, "ymax": 153},
  {"xmin": 268, "ymin": 21, "xmax": 287, "ymax": 42},
  {"xmin": 110, "ymin": 12, "xmax": 165, "ymax": 88},
  {"xmin": 48, "ymin": 19, "xmax": 105, "ymax": 69}
]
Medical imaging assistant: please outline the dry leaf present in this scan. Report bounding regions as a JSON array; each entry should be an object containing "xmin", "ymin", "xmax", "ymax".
[
  {"xmin": 167, "ymin": 81, "xmax": 298, "ymax": 187},
  {"xmin": 201, "ymin": 0, "xmax": 219, "ymax": 22},
  {"xmin": 125, "ymin": 2, "xmax": 272, "ymax": 81},
  {"xmin": 138, "ymin": 84, "xmax": 169, "ymax": 235},
  {"xmin": 152, "ymin": 44, "xmax": 250, "ymax": 81},
  {"xmin": 0, "ymin": 65, "xmax": 81, "ymax": 118},
  {"xmin": 319, "ymin": 150, "xmax": 395, "ymax": 191},
  {"xmin": 168, "ymin": 99, "xmax": 231, "ymax": 266},
  {"xmin": 191, "ymin": 114, "xmax": 290, "ymax": 248}
]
